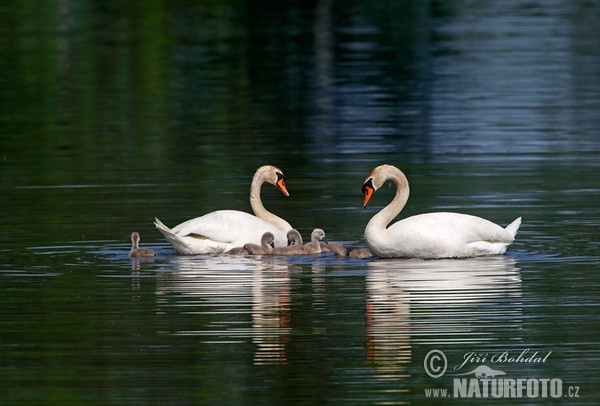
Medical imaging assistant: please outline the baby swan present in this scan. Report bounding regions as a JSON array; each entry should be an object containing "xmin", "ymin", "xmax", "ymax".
[
  {"xmin": 348, "ymin": 247, "xmax": 374, "ymax": 259},
  {"xmin": 265, "ymin": 229, "xmax": 302, "ymax": 255},
  {"xmin": 226, "ymin": 246, "xmax": 249, "ymax": 255},
  {"xmin": 286, "ymin": 229, "xmax": 303, "ymax": 245},
  {"xmin": 272, "ymin": 228, "xmax": 327, "ymax": 255},
  {"xmin": 129, "ymin": 232, "xmax": 156, "ymax": 258},
  {"xmin": 319, "ymin": 240, "xmax": 347, "ymax": 256},
  {"xmin": 244, "ymin": 232, "xmax": 275, "ymax": 255}
]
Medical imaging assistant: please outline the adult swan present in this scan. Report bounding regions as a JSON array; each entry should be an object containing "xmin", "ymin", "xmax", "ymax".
[
  {"xmin": 155, "ymin": 165, "xmax": 293, "ymax": 254},
  {"xmin": 361, "ymin": 164, "xmax": 521, "ymax": 259}
]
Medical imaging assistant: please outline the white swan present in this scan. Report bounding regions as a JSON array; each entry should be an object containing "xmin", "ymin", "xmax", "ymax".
[
  {"xmin": 155, "ymin": 165, "xmax": 292, "ymax": 254},
  {"xmin": 362, "ymin": 164, "xmax": 521, "ymax": 259}
]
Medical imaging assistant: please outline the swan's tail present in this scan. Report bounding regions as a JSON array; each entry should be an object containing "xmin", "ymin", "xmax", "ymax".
[
  {"xmin": 154, "ymin": 217, "xmax": 178, "ymax": 240},
  {"xmin": 505, "ymin": 217, "xmax": 522, "ymax": 238},
  {"xmin": 155, "ymin": 217, "xmax": 195, "ymax": 254}
]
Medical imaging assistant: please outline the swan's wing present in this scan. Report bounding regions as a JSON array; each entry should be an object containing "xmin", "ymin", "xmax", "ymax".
[
  {"xmin": 170, "ymin": 210, "xmax": 288, "ymax": 247},
  {"xmin": 392, "ymin": 212, "xmax": 515, "ymax": 244},
  {"xmin": 380, "ymin": 212, "xmax": 517, "ymax": 258}
]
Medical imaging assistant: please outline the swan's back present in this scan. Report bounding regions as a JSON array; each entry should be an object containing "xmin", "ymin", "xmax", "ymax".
[
  {"xmin": 348, "ymin": 247, "xmax": 373, "ymax": 258},
  {"xmin": 318, "ymin": 241, "xmax": 347, "ymax": 256},
  {"xmin": 272, "ymin": 243, "xmax": 321, "ymax": 256},
  {"xmin": 271, "ymin": 244, "xmax": 306, "ymax": 255},
  {"xmin": 375, "ymin": 212, "xmax": 520, "ymax": 259},
  {"xmin": 168, "ymin": 210, "xmax": 289, "ymax": 248}
]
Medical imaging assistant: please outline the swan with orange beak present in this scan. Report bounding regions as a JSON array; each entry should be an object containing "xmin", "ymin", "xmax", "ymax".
[{"xmin": 362, "ymin": 164, "xmax": 521, "ymax": 259}]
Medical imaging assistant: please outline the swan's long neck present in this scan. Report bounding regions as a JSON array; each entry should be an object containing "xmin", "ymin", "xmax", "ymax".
[
  {"xmin": 131, "ymin": 234, "xmax": 140, "ymax": 249},
  {"xmin": 262, "ymin": 237, "xmax": 273, "ymax": 251},
  {"xmin": 289, "ymin": 230, "xmax": 303, "ymax": 245},
  {"xmin": 310, "ymin": 234, "xmax": 322, "ymax": 252},
  {"xmin": 250, "ymin": 173, "xmax": 292, "ymax": 231},
  {"xmin": 365, "ymin": 170, "xmax": 410, "ymax": 238}
]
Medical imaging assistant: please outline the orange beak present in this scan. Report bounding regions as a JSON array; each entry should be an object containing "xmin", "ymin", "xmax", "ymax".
[
  {"xmin": 362, "ymin": 179, "xmax": 375, "ymax": 208},
  {"xmin": 276, "ymin": 177, "xmax": 290, "ymax": 196}
]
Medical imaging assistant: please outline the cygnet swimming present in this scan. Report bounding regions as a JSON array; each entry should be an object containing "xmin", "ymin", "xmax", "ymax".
[
  {"xmin": 244, "ymin": 232, "xmax": 275, "ymax": 255},
  {"xmin": 271, "ymin": 228, "xmax": 327, "ymax": 255},
  {"xmin": 129, "ymin": 232, "xmax": 156, "ymax": 258}
]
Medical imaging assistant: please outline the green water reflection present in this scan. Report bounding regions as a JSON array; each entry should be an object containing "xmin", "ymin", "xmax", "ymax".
[{"xmin": 2, "ymin": 0, "xmax": 600, "ymax": 404}]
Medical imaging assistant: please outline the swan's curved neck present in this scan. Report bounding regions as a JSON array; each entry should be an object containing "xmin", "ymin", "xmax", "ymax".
[
  {"xmin": 290, "ymin": 230, "xmax": 302, "ymax": 245},
  {"xmin": 309, "ymin": 234, "xmax": 322, "ymax": 252},
  {"xmin": 366, "ymin": 171, "xmax": 410, "ymax": 234},
  {"xmin": 250, "ymin": 173, "xmax": 292, "ymax": 231}
]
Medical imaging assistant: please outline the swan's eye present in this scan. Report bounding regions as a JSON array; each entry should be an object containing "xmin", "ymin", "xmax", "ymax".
[
  {"xmin": 362, "ymin": 178, "xmax": 375, "ymax": 208},
  {"xmin": 275, "ymin": 172, "xmax": 290, "ymax": 196},
  {"xmin": 362, "ymin": 178, "xmax": 374, "ymax": 195}
]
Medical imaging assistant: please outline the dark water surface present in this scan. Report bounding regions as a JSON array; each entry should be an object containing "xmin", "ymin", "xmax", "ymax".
[{"xmin": 2, "ymin": 1, "xmax": 600, "ymax": 404}]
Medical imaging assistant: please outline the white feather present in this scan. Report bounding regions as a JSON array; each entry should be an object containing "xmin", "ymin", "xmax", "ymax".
[
  {"xmin": 154, "ymin": 213, "xmax": 287, "ymax": 255},
  {"xmin": 363, "ymin": 165, "xmax": 521, "ymax": 259},
  {"xmin": 155, "ymin": 165, "xmax": 292, "ymax": 254}
]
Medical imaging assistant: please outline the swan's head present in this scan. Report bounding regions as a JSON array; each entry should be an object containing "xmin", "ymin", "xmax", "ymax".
[
  {"xmin": 312, "ymin": 228, "xmax": 328, "ymax": 244},
  {"xmin": 131, "ymin": 232, "xmax": 141, "ymax": 244},
  {"xmin": 362, "ymin": 177, "xmax": 375, "ymax": 208},
  {"xmin": 362, "ymin": 164, "xmax": 407, "ymax": 208},
  {"xmin": 286, "ymin": 229, "xmax": 302, "ymax": 245},
  {"xmin": 257, "ymin": 165, "xmax": 290, "ymax": 196},
  {"xmin": 262, "ymin": 232, "xmax": 275, "ymax": 248}
]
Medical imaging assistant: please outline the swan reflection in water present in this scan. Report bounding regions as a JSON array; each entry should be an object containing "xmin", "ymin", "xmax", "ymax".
[
  {"xmin": 365, "ymin": 256, "xmax": 522, "ymax": 379},
  {"xmin": 152, "ymin": 254, "xmax": 522, "ymax": 371},
  {"xmin": 155, "ymin": 255, "xmax": 293, "ymax": 365}
]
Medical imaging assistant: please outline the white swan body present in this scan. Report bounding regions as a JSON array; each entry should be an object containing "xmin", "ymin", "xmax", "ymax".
[
  {"xmin": 155, "ymin": 165, "xmax": 292, "ymax": 254},
  {"xmin": 362, "ymin": 164, "xmax": 521, "ymax": 259}
]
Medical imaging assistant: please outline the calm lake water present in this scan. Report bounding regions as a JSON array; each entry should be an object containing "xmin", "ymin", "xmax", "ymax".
[{"xmin": 1, "ymin": 1, "xmax": 600, "ymax": 404}]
